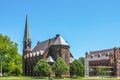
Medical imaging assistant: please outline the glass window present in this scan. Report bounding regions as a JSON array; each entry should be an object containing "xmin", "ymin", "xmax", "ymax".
[
  {"xmin": 106, "ymin": 52, "xmax": 109, "ymax": 57},
  {"xmin": 91, "ymin": 55, "xmax": 94, "ymax": 58},
  {"xmin": 98, "ymin": 54, "xmax": 101, "ymax": 57},
  {"xmin": 56, "ymin": 52, "xmax": 60, "ymax": 58},
  {"xmin": 64, "ymin": 53, "xmax": 67, "ymax": 62}
]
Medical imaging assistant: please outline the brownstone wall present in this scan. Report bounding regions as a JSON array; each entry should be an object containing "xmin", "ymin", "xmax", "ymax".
[
  {"xmin": 49, "ymin": 45, "xmax": 70, "ymax": 65},
  {"xmin": 113, "ymin": 48, "xmax": 120, "ymax": 76},
  {"xmin": 23, "ymin": 45, "xmax": 71, "ymax": 76}
]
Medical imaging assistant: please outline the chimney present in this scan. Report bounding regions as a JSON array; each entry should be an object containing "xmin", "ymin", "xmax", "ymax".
[{"xmin": 56, "ymin": 34, "xmax": 60, "ymax": 37}]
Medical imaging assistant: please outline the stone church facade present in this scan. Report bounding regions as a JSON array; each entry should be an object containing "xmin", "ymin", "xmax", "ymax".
[
  {"xmin": 85, "ymin": 48, "xmax": 120, "ymax": 77},
  {"xmin": 22, "ymin": 16, "xmax": 74, "ymax": 76}
]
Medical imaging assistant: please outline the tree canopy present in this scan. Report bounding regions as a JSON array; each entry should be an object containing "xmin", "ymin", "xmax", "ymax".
[
  {"xmin": 53, "ymin": 57, "xmax": 68, "ymax": 77},
  {"xmin": 79, "ymin": 57, "xmax": 85, "ymax": 66},
  {"xmin": 0, "ymin": 33, "xmax": 22, "ymax": 76},
  {"xmin": 70, "ymin": 59, "xmax": 85, "ymax": 77},
  {"xmin": 34, "ymin": 59, "xmax": 51, "ymax": 77}
]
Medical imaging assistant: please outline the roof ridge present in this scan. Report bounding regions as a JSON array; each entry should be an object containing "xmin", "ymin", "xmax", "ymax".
[
  {"xmin": 90, "ymin": 48, "xmax": 114, "ymax": 53},
  {"xmin": 37, "ymin": 37, "xmax": 55, "ymax": 44},
  {"xmin": 52, "ymin": 35, "xmax": 68, "ymax": 46}
]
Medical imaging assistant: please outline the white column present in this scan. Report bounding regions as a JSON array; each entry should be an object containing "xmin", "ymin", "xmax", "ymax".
[{"xmin": 85, "ymin": 58, "xmax": 89, "ymax": 77}]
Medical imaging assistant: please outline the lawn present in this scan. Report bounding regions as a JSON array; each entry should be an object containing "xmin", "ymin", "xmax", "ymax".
[{"xmin": 1, "ymin": 76, "xmax": 120, "ymax": 80}]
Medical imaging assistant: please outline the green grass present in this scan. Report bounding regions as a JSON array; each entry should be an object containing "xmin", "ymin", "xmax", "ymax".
[
  {"xmin": 1, "ymin": 76, "xmax": 120, "ymax": 80},
  {"xmin": 0, "ymin": 76, "xmax": 44, "ymax": 80}
]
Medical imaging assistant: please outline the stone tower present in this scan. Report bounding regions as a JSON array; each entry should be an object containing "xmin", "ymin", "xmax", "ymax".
[{"xmin": 23, "ymin": 15, "xmax": 31, "ymax": 76}]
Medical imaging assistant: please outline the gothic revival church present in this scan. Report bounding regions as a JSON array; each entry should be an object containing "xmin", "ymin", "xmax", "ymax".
[{"xmin": 22, "ymin": 16, "xmax": 74, "ymax": 76}]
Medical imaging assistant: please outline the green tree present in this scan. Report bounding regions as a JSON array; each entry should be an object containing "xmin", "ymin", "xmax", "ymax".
[
  {"xmin": 11, "ymin": 54, "xmax": 22, "ymax": 76},
  {"xmin": 79, "ymin": 57, "xmax": 85, "ymax": 65},
  {"xmin": 34, "ymin": 59, "xmax": 51, "ymax": 77},
  {"xmin": 53, "ymin": 57, "xmax": 68, "ymax": 77},
  {"xmin": 70, "ymin": 59, "xmax": 85, "ymax": 77},
  {"xmin": 0, "ymin": 33, "xmax": 22, "ymax": 76}
]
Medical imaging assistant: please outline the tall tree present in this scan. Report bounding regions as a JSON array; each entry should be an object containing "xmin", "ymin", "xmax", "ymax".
[
  {"xmin": 11, "ymin": 54, "xmax": 22, "ymax": 76},
  {"xmin": 53, "ymin": 57, "xmax": 68, "ymax": 77},
  {"xmin": 34, "ymin": 59, "xmax": 51, "ymax": 77},
  {"xmin": 79, "ymin": 57, "xmax": 85, "ymax": 66},
  {"xmin": 0, "ymin": 33, "xmax": 22, "ymax": 76},
  {"xmin": 70, "ymin": 59, "xmax": 85, "ymax": 77}
]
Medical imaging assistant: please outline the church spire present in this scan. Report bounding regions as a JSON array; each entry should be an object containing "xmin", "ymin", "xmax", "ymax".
[
  {"xmin": 23, "ymin": 15, "xmax": 31, "ymax": 50},
  {"xmin": 24, "ymin": 15, "xmax": 31, "ymax": 42}
]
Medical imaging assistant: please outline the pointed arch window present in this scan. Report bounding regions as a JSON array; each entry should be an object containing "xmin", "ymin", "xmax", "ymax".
[
  {"xmin": 64, "ymin": 53, "xmax": 67, "ymax": 62},
  {"xmin": 56, "ymin": 52, "xmax": 60, "ymax": 58}
]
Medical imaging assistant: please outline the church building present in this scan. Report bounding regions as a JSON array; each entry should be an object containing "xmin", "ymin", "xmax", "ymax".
[{"xmin": 22, "ymin": 16, "xmax": 74, "ymax": 77}]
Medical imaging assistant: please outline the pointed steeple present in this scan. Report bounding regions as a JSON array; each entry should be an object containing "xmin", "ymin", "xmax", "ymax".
[
  {"xmin": 23, "ymin": 15, "xmax": 31, "ymax": 42},
  {"xmin": 23, "ymin": 15, "xmax": 31, "ymax": 50}
]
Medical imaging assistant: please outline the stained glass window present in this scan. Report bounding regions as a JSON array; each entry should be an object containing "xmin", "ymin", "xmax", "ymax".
[{"xmin": 64, "ymin": 53, "xmax": 67, "ymax": 62}]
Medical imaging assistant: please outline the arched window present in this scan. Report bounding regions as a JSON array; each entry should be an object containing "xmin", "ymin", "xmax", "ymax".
[
  {"xmin": 106, "ymin": 52, "xmax": 109, "ymax": 57},
  {"xmin": 64, "ymin": 53, "xmax": 67, "ymax": 62},
  {"xmin": 56, "ymin": 52, "xmax": 60, "ymax": 58},
  {"xmin": 98, "ymin": 54, "xmax": 101, "ymax": 57},
  {"xmin": 91, "ymin": 55, "xmax": 94, "ymax": 58}
]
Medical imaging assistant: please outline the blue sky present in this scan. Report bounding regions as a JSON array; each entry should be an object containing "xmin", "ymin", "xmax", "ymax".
[{"xmin": 0, "ymin": 0, "xmax": 120, "ymax": 59}]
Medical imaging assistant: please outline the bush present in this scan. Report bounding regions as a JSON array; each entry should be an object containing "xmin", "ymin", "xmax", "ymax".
[
  {"xmin": 70, "ymin": 59, "xmax": 85, "ymax": 77},
  {"xmin": 53, "ymin": 57, "xmax": 68, "ymax": 77},
  {"xmin": 34, "ymin": 59, "xmax": 51, "ymax": 77}
]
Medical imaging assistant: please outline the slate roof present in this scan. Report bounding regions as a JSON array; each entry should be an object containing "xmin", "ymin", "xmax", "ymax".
[
  {"xmin": 70, "ymin": 57, "xmax": 74, "ymax": 63},
  {"xmin": 53, "ymin": 36, "xmax": 68, "ymax": 46},
  {"xmin": 32, "ymin": 38, "xmax": 54, "ymax": 52},
  {"xmin": 47, "ymin": 56, "xmax": 54, "ymax": 62},
  {"xmin": 23, "ymin": 15, "xmax": 31, "ymax": 42},
  {"xmin": 87, "ymin": 48, "xmax": 114, "ymax": 61},
  {"xmin": 32, "ymin": 35, "xmax": 73, "ymax": 57}
]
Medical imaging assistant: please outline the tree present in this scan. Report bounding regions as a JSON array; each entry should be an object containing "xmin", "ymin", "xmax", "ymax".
[
  {"xmin": 0, "ymin": 33, "xmax": 22, "ymax": 76},
  {"xmin": 34, "ymin": 59, "xmax": 51, "ymax": 77},
  {"xmin": 11, "ymin": 54, "xmax": 22, "ymax": 76},
  {"xmin": 53, "ymin": 57, "xmax": 68, "ymax": 77},
  {"xmin": 70, "ymin": 59, "xmax": 85, "ymax": 77},
  {"xmin": 79, "ymin": 57, "xmax": 85, "ymax": 66}
]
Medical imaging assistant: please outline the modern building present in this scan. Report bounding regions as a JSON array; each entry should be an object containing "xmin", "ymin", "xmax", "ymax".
[
  {"xmin": 22, "ymin": 16, "xmax": 74, "ymax": 77},
  {"xmin": 85, "ymin": 48, "xmax": 120, "ymax": 77}
]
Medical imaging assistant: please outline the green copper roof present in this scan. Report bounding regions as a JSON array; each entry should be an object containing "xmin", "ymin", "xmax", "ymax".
[{"xmin": 24, "ymin": 15, "xmax": 31, "ymax": 42}]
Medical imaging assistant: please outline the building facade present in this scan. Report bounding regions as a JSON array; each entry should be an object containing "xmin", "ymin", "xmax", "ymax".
[
  {"xmin": 85, "ymin": 48, "xmax": 120, "ymax": 77},
  {"xmin": 22, "ymin": 16, "xmax": 74, "ymax": 77}
]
